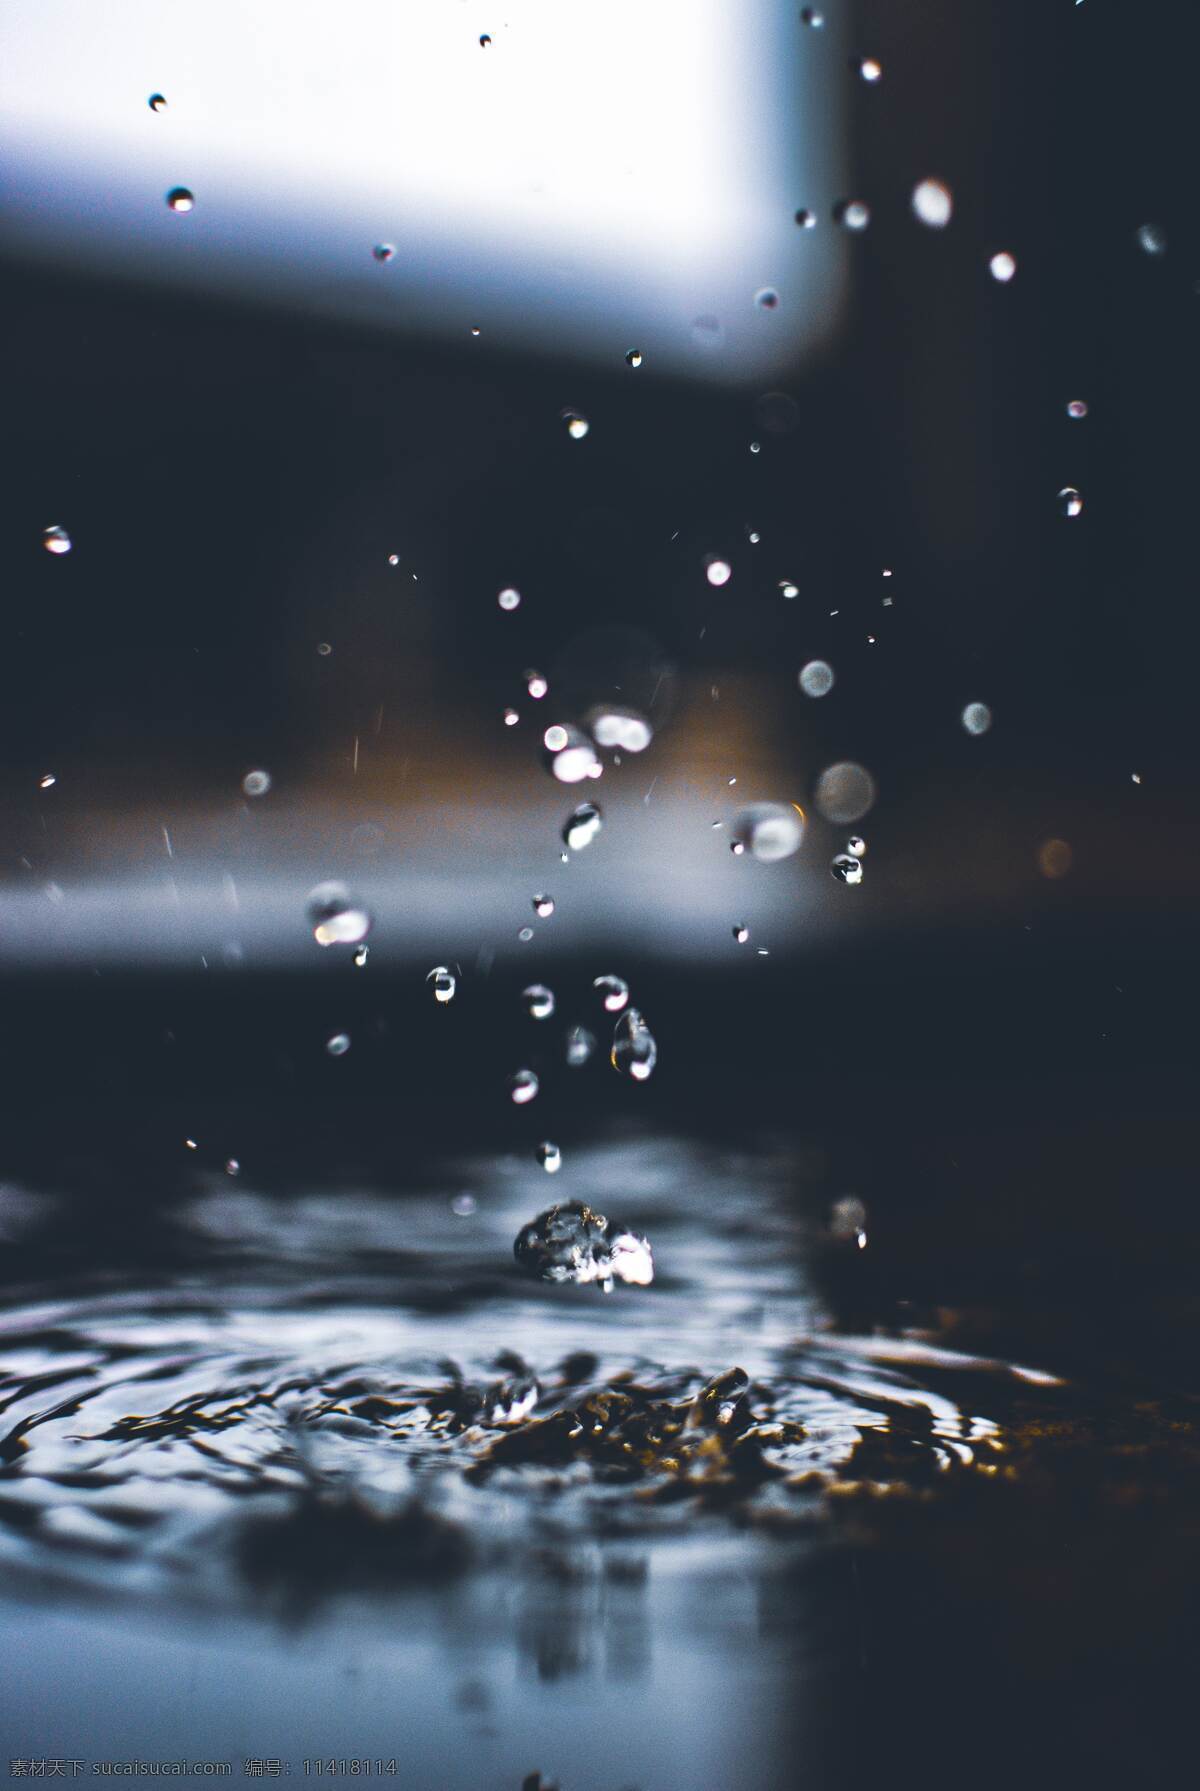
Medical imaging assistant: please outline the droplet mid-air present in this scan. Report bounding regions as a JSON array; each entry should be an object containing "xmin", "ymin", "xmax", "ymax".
[
  {"xmin": 373, "ymin": 243, "xmax": 394, "ymax": 262},
  {"xmin": 325, "ymin": 1033, "xmax": 351, "ymax": 1056},
  {"xmin": 912, "ymin": 179, "xmax": 953, "ymax": 228},
  {"xmin": 798, "ymin": 659, "xmax": 835, "ymax": 698},
  {"xmin": 794, "ymin": 208, "xmax": 816, "ymax": 229},
  {"xmin": 593, "ymin": 974, "xmax": 629, "ymax": 1014},
  {"xmin": 497, "ymin": 586, "xmax": 521, "ymax": 611},
  {"xmin": 562, "ymin": 409, "xmax": 590, "ymax": 441},
  {"xmin": 563, "ymin": 801, "xmax": 603, "ymax": 851},
  {"xmin": 1058, "ymin": 487, "xmax": 1083, "ymax": 518},
  {"xmin": 427, "ymin": 965, "xmax": 457, "ymax": 1004},
  {"xmin": 42, "ymin": 524, "xmax": 72, "ymax": 555},
  {"xmin": 847, "ymin": 835, "xmax": 866, "ymax": 858},
  {"xmin": 859, "ymin": 58, "xmax": 882, "ymax": 82},
  {"xmin": 831, "ymin": 854, "xmax": 864, "ymax": 886},
  {"xmin": 989, "ymin": 251, "xmax": 1017, "ymax": 283},
  {"xmin": 39, "ymin": 774, "xmax": 56, "ymax": 789},
  {"xmin": 611, "ymin": 1008, "xmax": 658, "ymax": 1081},
  {"xmin": 1136, "ymin": 223, "xmax": 1167, "ymax": 257},
  {"xmin": 522, "ymin": 983, "xmax": 555, "ymax": 1020},
  {"xmin": 755, "ymin": 287, "xmax": 780, "ymax": 311},
  {"xmin": 833, "ymin": 199, "xmax": 871, "ymax": 232},
  {"xmin": 514, "ymin": 1201, "xmax": 653, "ymax": 1290},
  {"xmin": 526, "ymin": 670, "xmax": 548, "ymax": 699},
  {"xmin": 509, "ymin": 1068, "xmax": 539, "ymax": 1104},
  {"xmin": 800, "ymin": 7, "xmax": 825, "ymax": 25},
  {"xmin": 307, "ymin": 882, "xmax": 372, "ymax": 948},
  {"xmin": 536, "ymin": 1141, "xmax": 562, "ymax": 1174},
  {"xmin": 544, "ymin": 724, "xmax": 601, "ymax": 783},
  {"xmin": 165, "ymin": 187, "xmax": 194, "ymax": 213},
  {"xmin": 565, "ymin": 1025, "xmax": 596, "ymax": 1066},
  {"xmin": 148, "ymin": 93, "xmax": 167, "ymax": 112},
  {"xmin": 705, "ymin": 556, "xmax": 732, "ymax": 587},
  {"xmin": 1066, "ymin": 399, "xmax": 1088, "ymax": 420},
  {"xmin": 504, "ymin": 707, "xmax": 519, "ymax": 726},
  {"xmin": 242, "ymin": 769, "xmax": 271, "ymax": 797},
  {"xmin": 962, "ymin": 702, "xmax": 993, "ymax": 736},
  {"xmin": 733, "ymin": 924, "xmax": 749, "ymax": 943},
  {"xmin": 531, "ymin": 892, "xmax": 555, "ymax": 918},
  {"xmin": 731, "ymin": 803, "xmax": 805, "ymax": 862},
  {"xmin": 813, "ymin": 763, "xmax": 877, "ymax": 825},
  {"xmin": 625, "ymin": 349, "xmax": 643, "ymax": 368},
  {"xmin": 587, "ymin": 704, "xmax": 653, "ymax": 753}
]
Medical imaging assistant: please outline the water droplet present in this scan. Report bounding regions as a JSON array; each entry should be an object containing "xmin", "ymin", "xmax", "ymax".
[
  {"xmin": 316, "ymin": 641, "xmax": 333, "ymax": 656},
  {"xmin": 307, "ymin": 882, "xmax": 372, "ymax": 947},
  {"xmin": 587, "ymin": 704, "xmax": 652, "ymax": 753},
  {"xmin": 224, "ymin": 1159, "xmax": 240, "ymax": 1177},
  {"xmin": 373, "ymin": 242, "xmax": 395, "ymax": 263},
  {"xmin": 755, "ymin": 287, "xmax": 780, "ymax": 311},
  {"xmin": 562, "ymin": 409, "xmax": 590, "ymax": 441},
  {"xmin": 625, "ymin": 349, "xmax": 643, "ymax": 368},
  {"xmin": 544, "ymin": 724, "xmax": 601, "ymax": 783},
  {"xmin": 451, "ymin": 1193, "xmax": 477, "ymax": 1216},
  {"xmin": 387, "ymin": 553, "xmax": 400, "ymax": 566},
  {"xmin": 165, "ymin": 187, "xmax": 194, "ymax": 213},
  {"xmin": 522, "ymin": 983, "xmax": 556, "ymax": 1020},
  {"xmin": 798, "ymin": 659, "xmax": 835, "ymax": 698},
  {"xmin": 504, "ymin": 707, "xmax": 520, "ymax": 726},
  {"xmin": 39, "ymin": 773, "xmax": 56, "ymax": 789},
  {"xmin": 497, "ymin": 586, "xmax": 521, "ymax": 611},
  {"xmin": 847, "ymin": 835, "xmax": 866, "ymax": 858},
  {"xmin": 565, "ymin": 1025, "xmax": 596, "ymax": 1066},
  {"xmin": 514, "ymin": 1201, "xmax": 653, "ymax": 1289},
  {"xmin": 593, "ymin": 974, "xmax": 630, "ymax": 1013},
  {"xmin": 326, "ymin": 1032, "xmax": 351, "ymax": 1056},
  {"xmin": 989, "ymin": 251, "xmax": 1017, "ymax": 282},
  {"xmin": 532, "ymin": 892, "xmax": 555, "ymax": 919},
  {"xmin": 731, "ymin": 803, "xmax": 805, "ymax": 862},
  {"xmin": 537, "ymin": 1140, "xmax": 562, "ymax": 1174},
  {"xmin": 184, "ymin": 1138, "xmax": 197, "ymax": 1150},
  {"xmin": 509, "ymin": 1068, "xmax": 539, "ymax": 1104},
  {"xmin": 705, "ymin": 555, "xmax": 732, "ymax": 587},
  {"xmin": 858, "ymin": 58, "xmax": 882, "ymax": 82},
  {"xmin": 733, "ymin": 924, "xmax": 749, "ymax": 943},
  {"xmin": 242, "ymin": 769, "xmax": 271, "ymax": 797},
  {"xmin": 353, "ymin": 944, "xmax": 369, "ymax": 968},
  {"xmin": 1136, "ymin": 222, "xmax": 1167, "ymax": 257},
  {"xmin": 961, "ymin": 701, "xmax": 992, "ymax": 736},
  {"xmin": 800, "ymin": 7, "xmax": 825, "ymax": 25},
  {"xmin": 833, "ymin": 199, "xmax": 871, "ymax": 232},
  {"xmin": 730, "ymin": 839, "xmax": 746, "ymax": 856},
  {"xmin": 1058, "ymin": 486, "xmax": 1083, "ymax": 518},
  {"xmin": 794, "ymin": 208, "xmax": 816, "ymax": 229},
  {"xmin": 470, "ymin": 326, "xmax": 481, "ymax": 337},
  {"xmin": 42, "ymin": 524, "xmax": 71, "ymax": 555},
  {"xmin": 814, "ymin": 762, "xmax": 876, "ymax": 825},
  {"xmin": 148, "ymin": 93, "xmax": 167, "ymax": 113},
  {"xmin": 1066, "ymin": 399, "xmax": 1088, "ymax": 420},
  {"xmin": 479, "ymin": 32, "xmax": 492, "ymax": 47},
  {"xmin": 831, "ymin": 1196, "xmax": 868, "ymax": 1247},
  {"xmin": 526, "ymin": 670, "xmax": 548, "ymax": 699},
  {"xmin": 1038, "ymin": 839, "xmax": 1073, "ymax": 880},
  {"xmin": 518, "ymin": 926, "xmax": 534, "ymax": 942},
  {"xmin": 611, "ymin": 1008, "xmax": 658, "ymax": 1081},
  {"xmin": 779, "ymin": 580, "xmax": 799, "ymax": 599},
  {"xmin": 427, "ymin": 964, "xmax": 457, "ymax": 1003},
  {"xmin": 563, "ymin": 802, "xmax": 602, "ymax": 850},
  {"xmin": 831, "ymin": 853, "xmax": 863, "ymax": 886},
  {"xmin": 912, "ymin": 179, "xmax": 953, "ymax": 228}
]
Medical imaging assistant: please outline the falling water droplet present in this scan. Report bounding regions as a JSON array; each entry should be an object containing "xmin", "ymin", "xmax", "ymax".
[
  {"xmin": 794, "ymin": 208, "xmax": 816, "ymax": 229},
  {"xmin": 165, "ymin": 187, "xmax": 194, "ymax": 213},
  {"xmin": 565, "ymin": 1025, "xmax": 596, "ymax": 1066},
  {"xmin": 514, "ymin": 1201, "xmax": 653, "ymax": 1289},
  {"xmin": 353, "ymin": 945, "xmax": 369, "ymax": 968},
  {"xmin": 479, "ymin": 32, "xmax": 492, "ymax": 47},
  {"xmin": 451, "ymin": 1193, "xmax": 477, "ymax": 1216},
  {"xmin": 912, "ymin": 179, "xmax": 953, "ymax": 228},
  {"xmin": 316, "ymin": 641, "xmax": 333, "ymax": 656},
  {"xmin": 497, "ymin": 586, "xmax": 521, "ymax": 611},
  {"xmin": 522, "ymin": 983, "xmax": 556, "ymax": 1020},
  {"xmin": 509, "ymin": 1068, "xmax": 539, "ymax": 1104},
  {"xmin": 562, "ymin": 409, "xmax": 590, "ymax": 440},
  {"xmin": 625, "ymin": 349, "xmax": 643, "ymax": 368},
  {"xmin": 1066, "ymin": 399, "xmax": 1088, "ymax": 420},
  {"xmin": 504, "ymin": 707, "xmax": 520, "ymax": 726},
  {"xmin": 526, "ymin": 670, "xmax": 548, "ymax": 699},
  {"xmin": 325, "ymin": 1033, "xmax": 351, "ymax": 1056},
  {"xmin": 732, "ymin": 803, "xmax": 805, "ymax": 862},
  {"xmin": 733, "ymin": 924, "xmax": 749, "ymax": 943},
  {"xmin": 1136, "ymin": 222, "xmax": 1167, "ymax": 257},
  {"xmin": 373, "ymin": 242, "xmax": 394, "ymax": 263},
  {"xmin": 593, "ymin": 974, "xmax": 629, "ymax": 1013},
  {"xmin": 224, "ymin": 1159, "xmax": 240, "ymax": 1177},
  {"xmin": 544, "ymin": 724, "xmax": 601, "ymax": 783},
  {"xmin": 242, "ymin": 769, "xmax": 271, "ymax": 797},
  {"xmin": 779, "ymin": 580, "xmax": 799, "ymax": 599},
  {"xmin": 961, "ymin": 702, "xmax": 993, "ymax": 736},
  {"xmin": 307, "ymin": 882, "xmax": 372, "ymax": 947},
  {"xmin": 705, "ymin": 555, "xmax": 732, "ymax": 587},
  {"xmin": 755, "ymin": 287, "xmax": 780, "ymax": 311},
  {"xmin": 563, "ymin": 802, "xmax": 603, "ymax": 851},
  {"xmin": 611, "ymin": 1008, "xmax": 658, "ymax": 1081},
  {"xmin": 813, "ymin": 764, "xmax": 876, "ymax": 825},
  {"xmin": 859, "ymin": 58, "xmax": 882, "ymax": 82},
  {"xmin": 148, "ymin": 93, "xmax": 167, "ymax": 113},
  {"xmin": 536, "ymin": 1141, "xmax": 562, "ymax": 1174},
  {"xmin": 427, "ymin": 965, "xmax": 457, "ymax": 1004},
  {"xmin": 800, "ymin": 7, "xmax": 825, "ymax": 25},
  {"xmin": 989, "ymin": 251, "xmax": 1017, "ymax": 282},
  {"xmin": 847, "ymin": 835, "xmax": 866, "ymax": 858},
  {"xmin": 833, "ymin": 199, "xmax": 871, "ymax": 232},
  {"xmin": 532, "ymin": 892, "xmax": 555, "ymax": 918},
  {"xmin": 42, "ymin": 524, "xmax": 71, "ymax": 555},
  {"xmin": 1058, "ymin": 487, "xmax": 1083, "ymax": 518},
  {"xmin": 39, "ymin": 774, "xmax": 56, "ymax": 789},
  {"xmin": 798, "ymin": 660, "xmax": 835, "ymax": 698},
  {"xmin": 831, "ymin": 854, "xmax": 863, "ymax": 886},
  {"xmin": 587, "ymin": 704, "xmax": 652, "ymax": 752}
]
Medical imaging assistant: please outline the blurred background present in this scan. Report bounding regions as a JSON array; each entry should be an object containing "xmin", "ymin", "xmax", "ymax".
[{"xmin": 1, "ymin": 2, "xmax": 1198, "ymax": 1788}]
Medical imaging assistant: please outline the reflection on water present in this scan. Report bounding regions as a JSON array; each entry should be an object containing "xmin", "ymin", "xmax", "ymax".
[{"xmin": 0, "ymin": 1136, "xmax": 1195, "ymax": 1788}]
